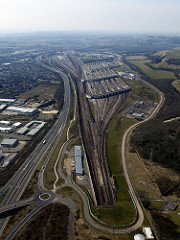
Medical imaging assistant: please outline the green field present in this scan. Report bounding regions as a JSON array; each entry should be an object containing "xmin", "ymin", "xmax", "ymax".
[
  {"xmin": 172, "ymin": 80, "xmax": 180, "ymax": 92},
  {"xmin": 107, "ymin": 115, "xmax": 137, "ymax": 175},
  {"xmin": 130, "ymin": 60, "xmax": 176, "ymax": 79},
  {"xmin": 19, "ymin": 84, "xmax": 59, "ymax": 100},
  {"xmin": 91, "ymin": 191, "xmax": 136, "ymax": 226},
  {"xmin": 124, "ymin": 78, "xmax": 160, "ymax": 104},
  {"xmin": 166, "ymin": 48, "xmax": 180, "ymax": 60}
]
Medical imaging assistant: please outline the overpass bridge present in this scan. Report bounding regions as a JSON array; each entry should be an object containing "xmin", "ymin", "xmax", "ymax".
[{"xmin": 0, "ymin": 191, "xmax": 54, "ymax": 215}]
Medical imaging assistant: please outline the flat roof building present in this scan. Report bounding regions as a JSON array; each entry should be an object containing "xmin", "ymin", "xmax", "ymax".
[
  {"xmin": 12, "ymin": 122, "xmax": 22, "ymax": 128},
  {"xmin": 0, "ymin": 127, "xmax": 12, "ymax": 133},
  {"xmin": 0, "ymin": 121, "xmax": 11, "ymax": 126},
  {"xmin": 0, "ymin": 104, "xmax": 7, "ymax": 112},
  {"xmin": 27, "ymin": 128, "xmax": 41, "ymax": 136},
  {"xmin": 0, "ymin": 99, "xmax": 16, "ymax": 104},
  {"xmin": 17, "ymin": 127, "xmax": 28, "ymax": 135},
  {"xmin": 1, "ymin": 138, "xmax": 18, "ymax": 148},
  {"xmin": 6, "ymin": 106, "xmax": 38, "ymax": 115},
  {"xmin": 134, "ymin": 234, "xmax": 145, "ymax": 240},
  {"xmin": 75, "ymin": 145, "xmax": 83, "ymax": 176},
  {"xmin": 143, "ymin": 227, "xmax": 154, "ymax": 240},
  {"xmin": 75, "ymin": 145, "xmax": 81, "ymax": 157}
]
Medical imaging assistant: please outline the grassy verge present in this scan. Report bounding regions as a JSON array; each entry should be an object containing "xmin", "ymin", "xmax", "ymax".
[
  {"xmin": 66, "ymin": 135, "xmax": 82, "ymax": 151},
  {"xmin": 43, "ymin": 126, "xmax": 68, "ymax": 190},
  {"xmin": 21, "ymin": 170, "xmax": 40, "ymax": 199},
  {"xmin": 107, "ymin": 115, "xmax": 137, "ymax": 175}
]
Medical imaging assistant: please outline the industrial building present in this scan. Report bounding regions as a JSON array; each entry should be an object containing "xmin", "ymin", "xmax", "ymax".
[
  {"xmin": 0, "ymin": 99, "xmax": 16, "ymax": 104},
  {"xmin": 12, "ymin": 122, "xmax": 22, "ymax": 128},
  {"xmin": 1, "ymin": 138, "xmax": 18, "ymax": 148},
  {"xmin": 17, "ymin": 121, "xmax": 46, "ymax": 136},
  {"xmin": 25, "ymin": 121, "xmax": 46, "ymax": 129},
  {"xmin": 134, "ymin": 234, "xmax": 145, "ymax": 240},
  {"xmin": 17, "ymin": 127, "xmax": 29, "ymax": 135},
  {"xmin": 6, "ymin": 106, "xmax": 38, "ymax": 115},
  {"xmin": 27, "ymin": 128, "xmax": 41, "ymax": 136},
  {"xmin": 74, "ymin": 145, "xmax": 83, "ymax": 176},
  {"xmin": 143, "ymin": 227, "xmax": 154, "ymax": 240},
  {"xmin": 0, "ymin": 127, "xmax": 12, "ymax": 133},
  {"xmin": 0, "ymin": 104, "xmax": 7, "ymax": 112},
  {"xmin": 0, "ymin": 121, "xmax": 11, "ymax": 126}
]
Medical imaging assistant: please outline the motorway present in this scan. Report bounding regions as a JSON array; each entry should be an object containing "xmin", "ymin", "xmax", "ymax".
[{"xmin": 0, "ymin": 55, "xmax": 71, "ymax": 237}]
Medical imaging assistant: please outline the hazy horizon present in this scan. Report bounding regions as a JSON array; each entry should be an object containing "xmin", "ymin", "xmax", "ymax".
[{"xmin": 0, "ymin": 0, "xmax": 180, "ymax": 34}]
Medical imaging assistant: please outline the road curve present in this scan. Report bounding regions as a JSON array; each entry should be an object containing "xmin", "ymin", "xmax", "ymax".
[{"xmin": 121, "ymin": 89, "xmax": 164, "ymax": 231}]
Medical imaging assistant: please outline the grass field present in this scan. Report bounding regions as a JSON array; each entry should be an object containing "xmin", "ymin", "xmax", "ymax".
[
  {"xmin": 166, "ymin": 48, "xmax": 180, "ymax": 60},
  {"xmin": 124, "ymin": 78, "xmax": 160, "ymax": 104},
  {"xmin": 130, "ymin": 60, "xmax": 176, "ymax": 79},
  {"xmin": 172, "ymin": 80, "xmax": 180, "ymax": 92},
  {"xmin": 91, "ymin": 190, "xmax": 136, "ymax": 226},
  {"xmin": 43, "ymin": 124, "xmax": 68, "ymax": 190},
  {"xmin": 107, "ymin": 114, "xmax": 137, "ymax": 175},
  {"xmin": 58, "ymin": 187, "xmax": 134, "ymax": 240},
  {"xmin": 19, "ymin": 84, "xmax": 59, "ymax": 100}
]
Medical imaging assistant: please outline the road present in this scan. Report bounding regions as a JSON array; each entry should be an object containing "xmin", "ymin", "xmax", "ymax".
[
  {"xmin": 5, "ymin": 192, "xmax": 76, "ymax": 240},
  {"xmin": 0, "ymin": 55, "xmax": 71, "ymax": 237}
]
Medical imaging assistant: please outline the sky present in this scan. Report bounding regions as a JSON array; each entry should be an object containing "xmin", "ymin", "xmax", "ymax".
[{"xmin": 0, "ymin": 0, "xmax": 180, "ymax": 34}]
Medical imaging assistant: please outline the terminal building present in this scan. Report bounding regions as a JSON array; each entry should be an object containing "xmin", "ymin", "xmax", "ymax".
[{"xmin": 75, "ymin": 145, "xmax": 83, "ymax": 176}]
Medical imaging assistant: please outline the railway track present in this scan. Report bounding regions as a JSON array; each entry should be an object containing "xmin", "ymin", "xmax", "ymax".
[{"xmin": 53, "ymin": 53, "xmax": 129, "ymax": 205}]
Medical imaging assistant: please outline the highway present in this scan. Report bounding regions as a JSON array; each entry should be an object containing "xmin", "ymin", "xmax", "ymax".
[{"xmin": 0, "ymin": 55, "xmax": 71, "ymax": 237}]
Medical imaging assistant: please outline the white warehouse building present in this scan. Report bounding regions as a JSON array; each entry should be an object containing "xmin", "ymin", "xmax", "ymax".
[
  {"xmin": 75, "ymin": 145, "xmax": 83, "ymax": 176},
  {"xmin": 0, "ymin": 127, "xmax": 12, "ymax": 133},
  {"xmin": 6, "ymin": 106, "xmax": 38, "ymax": 115},
  {"xmin": 0, "ymin": 121, "xmax": 11, "ymax": 126},
  {"xmin": 143, "ymin": 227, "xmax": 154, "ymax": 240}
]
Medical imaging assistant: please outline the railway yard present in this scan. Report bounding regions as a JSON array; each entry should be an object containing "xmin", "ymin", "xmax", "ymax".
[
  {"xmin": 82, "ymin": 60, "xmax": 131, "ymax": 99},
  {"xmin": 54, "ymin": 53, "xmax": 130, "ymax": 205}
]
